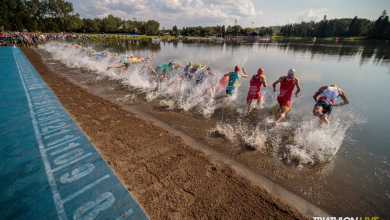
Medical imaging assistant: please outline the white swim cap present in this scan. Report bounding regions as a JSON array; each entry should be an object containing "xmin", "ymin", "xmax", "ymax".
[{"xmin": 287, "ymin": 69, "xmax": 295, "ymax": 77}]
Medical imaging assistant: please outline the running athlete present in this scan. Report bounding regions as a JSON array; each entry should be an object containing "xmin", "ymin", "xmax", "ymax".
[
  {"xmin": 214, "ymin": 66, "xmax": 248, "ymax": 105},
  {"xmin": 313, "ymin": 85, "xmax": 349, "ymax": 127},
  {"xmin": 168, "ymin": 62, "xmax": 206, "ymax": 87},
  {"xmin": 195, "ymin": 67, "xmax": 215, "ymax": 85},
  {"xmin": 201, "ymin": 75, "xmax": 228, "ymax": 97},
  {"xmin": 149, "ymin": 61, "xmax": 183, "ymax": 81},
  {"xmin": 271, "ymin": 69, "xmax": 301, "ymax": 128},
  {"xmin": 246, "ymin": 68, "xmax": 267, "ymax": 113}
]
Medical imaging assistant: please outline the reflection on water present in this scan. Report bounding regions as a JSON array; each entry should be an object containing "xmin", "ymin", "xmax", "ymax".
[
  {"xmin": 40, "ymin": 39, "xmax": 390, "ymax": 217},
  {"xmin": 89, "ymin": 39, "xmax": 390, "ymax": 68}
]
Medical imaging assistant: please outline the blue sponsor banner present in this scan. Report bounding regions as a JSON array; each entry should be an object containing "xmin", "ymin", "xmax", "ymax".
[{"xmin": 0, "ymin": 47, "xmax": 148, "ymax": 220}]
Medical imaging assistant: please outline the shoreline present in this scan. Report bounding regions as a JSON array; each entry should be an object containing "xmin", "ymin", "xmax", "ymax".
[{"xmin": 20, "ymin": 47, "xmax": 315, "ymax": 219}]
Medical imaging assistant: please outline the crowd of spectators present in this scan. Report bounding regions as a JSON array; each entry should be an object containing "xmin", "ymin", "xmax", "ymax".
[{"xmin": 0, "ymin": 31, "xmax": 91, "ymax": 46}]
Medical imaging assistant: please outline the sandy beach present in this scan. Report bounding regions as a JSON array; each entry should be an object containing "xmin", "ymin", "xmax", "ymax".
[{"xmin": 19, "ymin": 47, "xmax": 313, "ymax": 219}]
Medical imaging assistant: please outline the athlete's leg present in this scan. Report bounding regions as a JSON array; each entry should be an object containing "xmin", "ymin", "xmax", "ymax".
[{"xmin": 168, "ymin": 77, "xmax": 183, "ymax": 87}]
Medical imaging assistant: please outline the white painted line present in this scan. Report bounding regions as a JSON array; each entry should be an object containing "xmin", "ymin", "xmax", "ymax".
[
  {"xmin": 38, "ymin": 110, "xmax": 59, "ymax": 117},
  {"xmin": 36, "ymin": 107, "xmax": 57, "ymax": 114},
  {"xmin": 40, "ymin": 125, "xmax": 71, "ymax": 136},
  {"xmin": 13, "ymin": 49, "xmax": 67, "ymax": 220},
  {"xmin": 44, "ymin": 129, "xmax": 71, "ymax": 140},
  {"xmin": 37, "ymin": 115, "xmax": 65, "ymax": 124},
  {"xmin": 61, "ymin": 174, "xmax": 110, "ymax": 204},
  {"xmin": 51, "ymin": 143, "xmax": 80, "ymax": 156},
  {"xmin": 40, "ymin": 118, "xmax": 64, "ymax": 127},
  {"xmin": 51, "ymin": 153, "xmax": 92, "ymax": 173},
  {"xmin": 45, "ymin": 137, "xmax": 81, "ymax": 151}
]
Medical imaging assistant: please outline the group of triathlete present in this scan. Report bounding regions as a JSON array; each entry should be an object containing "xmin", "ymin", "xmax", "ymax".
[{"xmin": 57, "ymin": 43, "xmax": 350, "ymax": 127}]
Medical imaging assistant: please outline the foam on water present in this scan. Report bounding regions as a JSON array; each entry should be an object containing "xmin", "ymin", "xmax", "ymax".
[{"xmin": 209, "ymin": 112, "xmax": 353, "ymax": 170}]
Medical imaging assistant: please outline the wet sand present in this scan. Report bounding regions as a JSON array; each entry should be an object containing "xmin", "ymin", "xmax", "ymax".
[{"xmin": 20, "ymin": 47, "xmax": 313, "ymax": 219}]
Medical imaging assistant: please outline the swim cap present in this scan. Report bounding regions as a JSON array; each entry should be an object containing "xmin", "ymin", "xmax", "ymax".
[
  {"xmin": 330, "ymin": 84, "xmax": 337, "ymax": 87},
  {"xmin": 189, "ymin": 61, "xmax": 193, "ymax": 65},
  {"xmin": 207, "ymin": 67, "xmax": 212, "ymax": 71},
  {"xmin": 258, "ymin": 68, "xmax": 264, "ymax": 74},
  {"xmin": 287, "ymin": 69, "xmax": 295, "ymax": 77},
  {"xmin": 115, "ymin": 53, "xmax": 118, "ymax": 56},
  {"xmin": 120, "ymin": 59, "xmax": 124, "ymax": 64},
  {"xmin": 130, "ymin": 54, "xmax": 133, "ymax": 56},
  {"xmin": 105, "ymin": 50, "xmax": 108, "ymax": 53},
  {"xmin": 235, "ymin": 66, "xmax": 240, "ymax": 72},
  {"xmin": 197, "ymin": 64, "xmax": 201, "ymax": 68},
  {"xmin": 147, "ymin": 55, "xmax": 151, "ymax": 59}
]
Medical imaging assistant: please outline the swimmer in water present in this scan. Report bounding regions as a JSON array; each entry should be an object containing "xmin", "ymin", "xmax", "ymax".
[
  {"xmin": 246, "ymin": 68, "xmax": 267, "ymax": 114},
  {"xmin": 195, "ymin": 67, "xmax": 215, "ymax": 85},
  {"xmin": 213, "ymin": 66, "xmax": 248, "ymax": 105},
  {"xmin": 168, "ymin": 62, "xmax": 206, "ymax": 87},
  {"xmin": 149, "ymin": 61, "xmax": 183, "ymax": 81},
  {"xmin": 271, "ymin": 69, "xmax": 301, "ymax": 128},
  {"xmin": 312, "ymin": 85, "xmax": 349, "ymax": 127}
]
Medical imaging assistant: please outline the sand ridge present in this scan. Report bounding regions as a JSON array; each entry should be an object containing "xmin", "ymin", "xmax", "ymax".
[{"xmin": 20, "ymin": 47, "xmax": 309, "ymax": 220}]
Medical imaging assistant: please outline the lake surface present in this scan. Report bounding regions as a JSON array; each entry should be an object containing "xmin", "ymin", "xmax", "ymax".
[{"xmin": 40, "ymin": 39, "xmax": 390, "ymax": 217}]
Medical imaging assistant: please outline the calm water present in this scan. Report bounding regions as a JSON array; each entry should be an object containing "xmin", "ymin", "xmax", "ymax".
[{"xmin": 41, "ymin": 39, "xmax": 390, "ymax": 216}]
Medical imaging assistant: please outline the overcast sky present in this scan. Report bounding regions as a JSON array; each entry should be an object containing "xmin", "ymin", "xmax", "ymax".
[{"xmin": 70, "ymin": 0, "xmax": 389, "ymax": 29}]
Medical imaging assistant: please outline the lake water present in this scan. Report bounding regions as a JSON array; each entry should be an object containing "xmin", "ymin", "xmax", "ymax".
[{"xmin": 39, "ymin": 39, "xmax": 390, "ymax": 217}]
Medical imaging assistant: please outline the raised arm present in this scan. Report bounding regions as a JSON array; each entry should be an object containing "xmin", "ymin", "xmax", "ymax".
[
  {"xmin": 240, "ymin": 67, "xmax": 248, "ymax": 78},
  {"xmin": 272, "ymin": 77, "xmax": 284, "ymax": 92},
  {"xmin": 294, "ymin": 78, "xmax": 301, "ymax": 97},
  {"xmin": 313, "ymin": 86, "xmax": 328, "ymax": 102},
  {"xmin": 150, "ymin": 53, "xmax": 156, "ymax": 61},
  {"xmin": 334, "ymin": 88, "xmax": 349, "ymax": 107},
  {"xmin": 198, "ymin": 65, "xmax": 207, "ymax": 71}
]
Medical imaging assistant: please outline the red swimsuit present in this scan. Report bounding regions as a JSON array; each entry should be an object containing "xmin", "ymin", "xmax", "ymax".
[
  {"xmin": 277, "ymin": 76, "xmax": 295, "ymax": 110},
  {"xmin": 246, "ymin": 74, "xmax": 263, "ymax": 104}
]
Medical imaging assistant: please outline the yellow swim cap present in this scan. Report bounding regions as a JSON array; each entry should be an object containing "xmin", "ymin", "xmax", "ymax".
[{"xmin": 330, "ymin": 84, "xmax": 337, "ymax": 87}]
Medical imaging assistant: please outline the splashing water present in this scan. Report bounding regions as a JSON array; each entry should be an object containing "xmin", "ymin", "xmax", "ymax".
[{"xmin": 40, "ymin": 42, "xmax": 355, "ymax": 170}]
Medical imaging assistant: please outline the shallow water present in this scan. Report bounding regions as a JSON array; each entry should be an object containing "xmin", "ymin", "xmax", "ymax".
[{"xmin": 39, "ymin": 39, "xmax": 390, "ymax": 217}]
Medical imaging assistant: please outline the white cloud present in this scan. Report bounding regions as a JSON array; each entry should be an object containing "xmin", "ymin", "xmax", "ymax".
[
  {"xmin": 297, "ymin": 8, "xmax": 328, "ymax": 22},
  {"xmin": 72, "ymin": 0, "xmax": 263, "ymax": 28}
]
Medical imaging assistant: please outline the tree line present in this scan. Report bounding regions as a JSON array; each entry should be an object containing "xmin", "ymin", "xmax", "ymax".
[
  {"xmin": 278, "ymin": 11, "xmax": 389, "ymax": 38},
  {"xmin": 0, "ymin": 0, "xmax": 160, "ymax": 34}
]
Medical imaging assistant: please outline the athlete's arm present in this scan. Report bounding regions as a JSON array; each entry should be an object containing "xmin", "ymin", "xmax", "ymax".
[
  {"xmin": 272, "ymin": 77, "xmax": 283, "ymax": 92},
  {"xmin": 199, "ymin": 65, "xmax": 207, "ymax": 71},
  {"xmin": 262, "ymin": 75, "xmax": 267, "ymax": 87},
  {"xmin": 334, "ymin": 88, "xmax": 349, "ymax": 107},
  {"xmin": 150, "ymin": 53, "xmax": 155, "ymax": 61},
  {"xmin": 223, "ymin": 72, "xmax": 232, "ymax": 77},
  {"xmin": 294, "ymin": 77, "xmax": 301, "ymax": 97},
  {"xmin": 313, "ymin": 86, "xmax": 328, "ymax": 102},
  {"xmin": 240, "ymin": 67, "xmax": 248, "ymax": 78}
]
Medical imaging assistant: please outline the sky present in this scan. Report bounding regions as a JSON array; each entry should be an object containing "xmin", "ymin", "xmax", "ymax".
[{"xmin": 71, "ymin": 0, "xmax": 390, "ymax": 29}]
